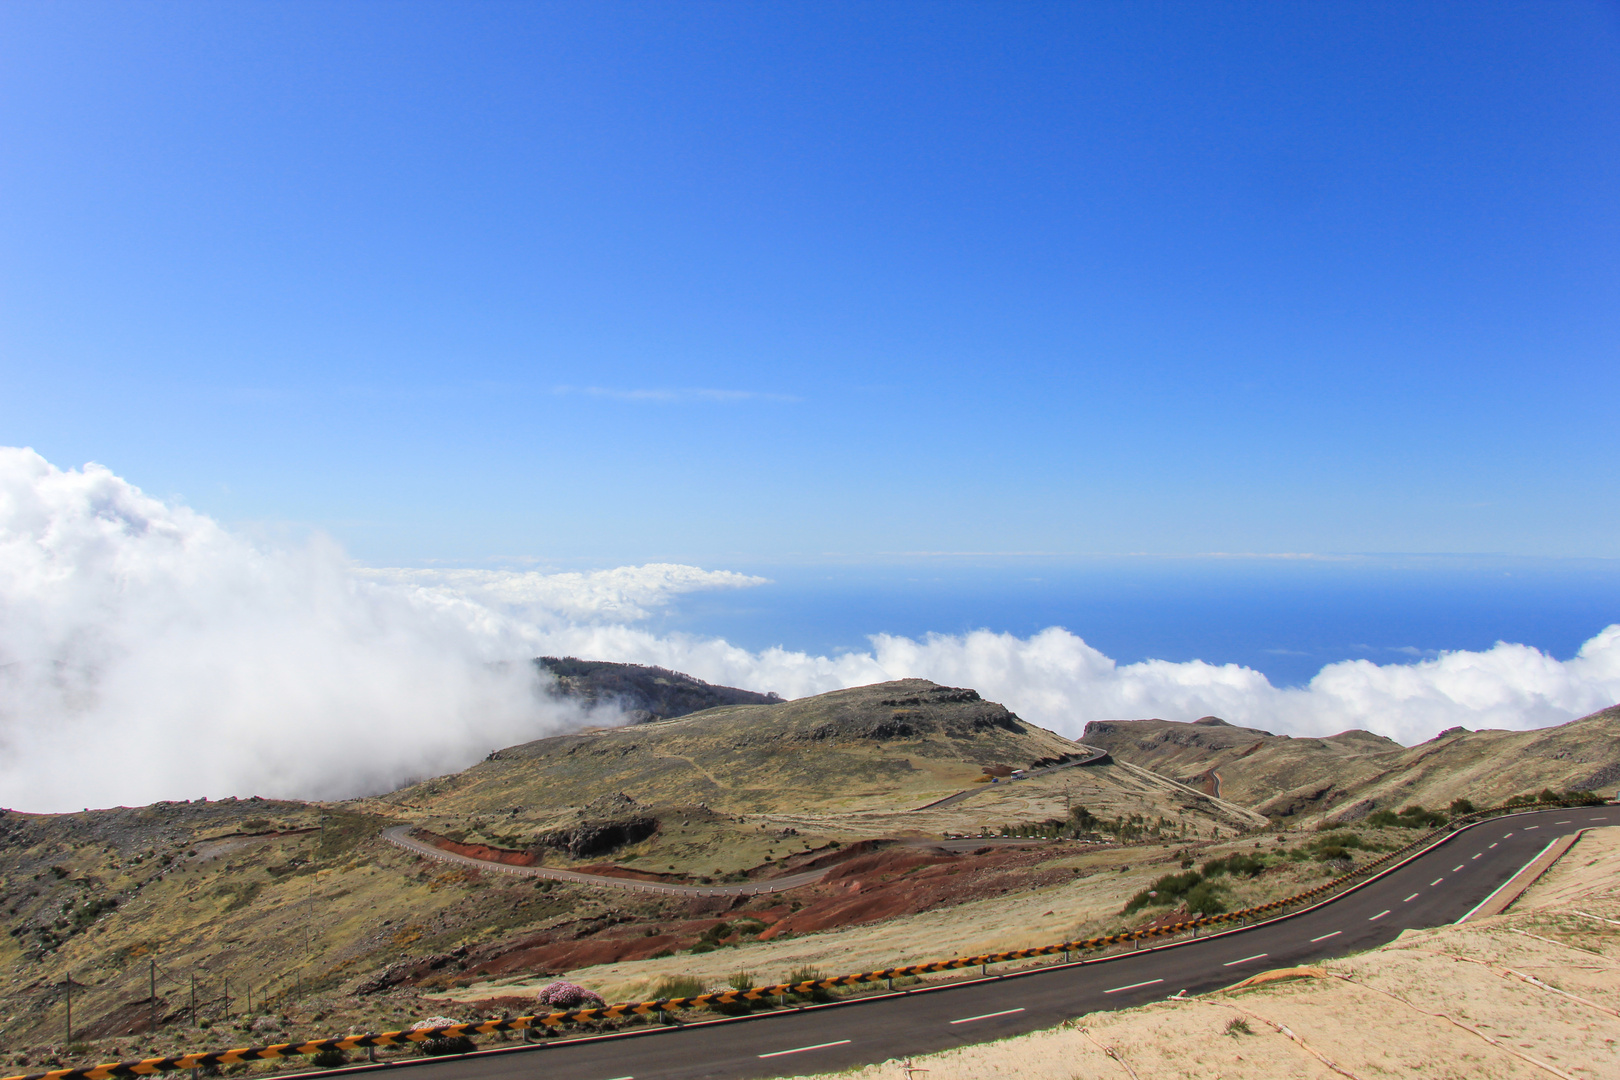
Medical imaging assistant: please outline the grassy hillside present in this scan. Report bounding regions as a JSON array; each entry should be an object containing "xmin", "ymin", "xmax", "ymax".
[
  {"xmin": 0, "ymin": 677, "xmax": 1270, "ymax": 1070},
  {"xmin": 391, "ymin": 679, "xmax": 1080, "ymax": 819},
  {"xmin": 379, "ymin": 679, "xmax": 1265, "ymax": 875},
  {"xmin": 1083, "ymin": 704, "xmax": 1620, "ymax": 822}
]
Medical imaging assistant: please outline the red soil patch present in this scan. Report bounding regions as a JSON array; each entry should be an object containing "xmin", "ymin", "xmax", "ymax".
[
  {"xmin": 759, "ymin": 845, "xmax": 1072, "ymax": 939},
  {"xmin": 414, "ymin": 829, "xmax": 538, "ymax": 867}
]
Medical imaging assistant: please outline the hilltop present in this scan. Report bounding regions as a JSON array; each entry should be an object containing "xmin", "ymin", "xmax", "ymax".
[
  {"xmin": 380, "ymin": 679, "xmax": 1265, "ymax": 876},
  {"xmin": 1083, "ymin": 703, "xmax": 1620, "ymax": 822},
  {"xmin": 536, "ymin": 656, "xmax": 781, "ymax": 723}
]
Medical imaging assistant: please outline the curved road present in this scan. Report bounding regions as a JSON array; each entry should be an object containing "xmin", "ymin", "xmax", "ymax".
[
  {"xmin": 385, "ymin": 829, "xmax": 1056, "ymax": 897},
  {"xmin": 384, "ymin": 827, "xmax": 833, "ymax": 898},
  {"xmin": 367, "ymin": 805, "xmax": 1608, "ymax": 1080}
]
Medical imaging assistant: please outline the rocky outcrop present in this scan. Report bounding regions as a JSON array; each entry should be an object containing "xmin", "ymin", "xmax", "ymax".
[{"xmin": 532, "ymin": 793, "xmax": 658, "ymax": 859}]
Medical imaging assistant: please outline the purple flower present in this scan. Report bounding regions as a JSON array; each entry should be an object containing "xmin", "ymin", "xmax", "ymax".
[{"xmin": 536, "ymin": 981, "xmax": 606, "ymax": 1008}]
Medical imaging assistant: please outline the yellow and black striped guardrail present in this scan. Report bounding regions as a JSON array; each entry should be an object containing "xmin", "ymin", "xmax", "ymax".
[{"xmin": 6, "ymin": 797, "xmax": 1602, "ymax": 1080}]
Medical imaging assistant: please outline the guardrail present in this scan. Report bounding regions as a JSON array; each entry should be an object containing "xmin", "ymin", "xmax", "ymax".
[{"xmin": 7, "ymin": 797, "xmax": 1605, "ymax": 1080}]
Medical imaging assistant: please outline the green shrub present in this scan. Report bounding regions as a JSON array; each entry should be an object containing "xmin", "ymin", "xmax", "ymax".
[
  {"xmin": 1448, "ymin": 797, "xmax": 1476, "ymax": 815},
  {"xmin": 651, "ymin": 974, "xmax": 706, "ymax": 999},
  {"xmin": 727, "ymin": 971, "xmax": 755, "ymax": 992},
  {"xmin": 1182, "ymin": 881, "xmax": 1228, "ymax": 915},
  {"xmin": 1202, "ymin": 854, "xmax": 1265, "ymax": 879},
  {"xmin": 1366, "ymin": 805, "xmax": 1447, "ymax": 829},
  {"xmin": 1123, "ymin": 869, "xmax": 1203, "ymax": 914}
]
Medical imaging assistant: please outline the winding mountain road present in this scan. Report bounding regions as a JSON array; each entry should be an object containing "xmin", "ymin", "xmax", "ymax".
[
  {"xmin": 368, "ymin": 805, "xmax": 1607, "ymax": 1080},
  {"xmin": 383, "ymin": 827, "xmax": 832, "ymax": 898}
]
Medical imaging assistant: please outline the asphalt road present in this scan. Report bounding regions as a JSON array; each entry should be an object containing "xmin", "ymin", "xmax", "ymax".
[
  {"xmin": 382, "ymin": 828, "xmax": 832, "ymax": 898},
  {"xmin": 377, "ymin": 806, "xmax": 1608, "ymax": 1080}
]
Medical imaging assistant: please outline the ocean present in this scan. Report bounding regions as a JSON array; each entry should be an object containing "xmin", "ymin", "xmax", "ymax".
[{"xmin": 650, "ymin": 555, "xmax": 1620, "ymax": 688}]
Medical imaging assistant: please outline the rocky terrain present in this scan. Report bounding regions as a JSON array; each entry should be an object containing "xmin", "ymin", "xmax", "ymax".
[
  {"xmin": 536, "ymin": 657, "xmax": 781, "ymax": 723},
  {"xmin": 1083, "ymin": 704, "xmax": 1620, "ymax": 823}
]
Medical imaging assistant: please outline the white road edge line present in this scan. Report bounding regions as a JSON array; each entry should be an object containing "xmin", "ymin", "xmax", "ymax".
[
  {"xmin": 1310, "ymin": 931, "xmax": 1341, "ymax": 942},
  {"xmin": 1404, "ymin": 893, "xmax": 1419, "ymax": 902},
  {"xmin": 1455, "ymin": 836, "xmax": 1562, "ymax": 923},
  {"xmin": 1369, "ymin": 910, "xmax": 1390, "ymax": 921},
  {"xmin": 758, "ymin": 1040, "xmax": 853, "ymax": 1059},
  {"xmin": 950, "ymin": 1008, "xmax": 1026, "ymax": 1024},
  {"xmin": 1222, "ymin": 953, "xmax": 1267, "ymax": 967},
  {"xmin": 1105, "ymin": 979, "xmax": 1165, "ymax": 994}
]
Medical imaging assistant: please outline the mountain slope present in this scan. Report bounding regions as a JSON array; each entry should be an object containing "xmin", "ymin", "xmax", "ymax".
[
  {"xmin": 392, "ymin": 679, "xmax": 1088, "ymax": 821},
  {"xmin": 1083, "ymin": 705, "xmax": 1620, "ymax": 822}
]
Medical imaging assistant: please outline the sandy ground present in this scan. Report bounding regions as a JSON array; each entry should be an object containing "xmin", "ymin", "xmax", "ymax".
[{"xmin": 777, "ymin": 826, "xmax": 1620, "ymax": 1080}]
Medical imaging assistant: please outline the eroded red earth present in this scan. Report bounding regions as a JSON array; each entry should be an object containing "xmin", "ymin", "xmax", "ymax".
[{"xmin": 381, "ymin": 842, "xmax": 1080, "ymax": 995}]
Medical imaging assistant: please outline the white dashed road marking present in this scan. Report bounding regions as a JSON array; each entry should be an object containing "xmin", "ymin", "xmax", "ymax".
[
  {"xmin": 759, "ymin": 1041, "xmax": 852, "ymax": 1059},
  {"xmin": 1404, "ymin": 893, "xmax": 1420, "ymax": 902},
  {"xmin": 1431, "ymin": 879, "xmax": 1444, "ymax": 886},
  {"xmin": 1556, "ymin": 820, "xmax": 1571, "ymax": 824},
  {"xmin": 1106, "ymin": 979, "xmax": 1165, "ymax": 994},
  {"xmin": 1489, "ymin": 843, "xmax": 1498, "ymax": 849},
  {"xmin": 1369, "ymin": 910, "xmax": 1390, "ymax": 921},
  {"xmin": 1471, "ymin": 853, "xmax": 1481, "ymax": 859},
  {"xmin": 1525, "ymin": 826, "xmax": 1539, "ymax": 831},
  {"xmin": 1310, "ymin": 931, "xmax": 1341, "ymax": 942},
  {"xmin": 1223, "ymin": 953, "xmax": 1268, "ymax": 967},
  {"xmin": 950, "ymin": 1009, "xmax": 1025, "ymax": 1025}
]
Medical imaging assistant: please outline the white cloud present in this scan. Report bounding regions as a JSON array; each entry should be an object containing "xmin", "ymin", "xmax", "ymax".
[
  {"xmin": 3, "ymin": 446, "xmax": 1616, "ymax": 814},
  {"xmin": 356, "ymin": 564, "xmax": 767, "ymax": 623},
  {"xmin": 0, "ymin": 448, "xmax": 612, "ymax": 813},
  {"xmin": 521, "ymin": 624, "xmax": 1620, "ymax": 749}
]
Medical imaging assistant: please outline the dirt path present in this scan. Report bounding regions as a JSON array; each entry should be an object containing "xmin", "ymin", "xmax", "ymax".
[{"xmin": 912, "ymin": 745, "xmax": 1109, "ymax": 810}]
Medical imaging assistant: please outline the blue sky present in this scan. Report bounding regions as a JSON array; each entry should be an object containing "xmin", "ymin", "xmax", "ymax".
[{"xmin": 2, "ymin": 1, "xmax": 1617, "ymax": 566}]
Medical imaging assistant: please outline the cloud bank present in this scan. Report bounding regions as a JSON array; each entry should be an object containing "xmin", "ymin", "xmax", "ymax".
[
  {"xmin": 357, "ymin": 564, "xmax": 766, "ymax": 623},
  {"xmin": 523, "ymin": 623, "xmax": 1620, "ymax": 749},
  {"xmin": 0, "ymin": 448, "xmax": 608, "ymax": 813},
  {"xmin": 3, "ymin": 446, "xmax": 1617, "ymax": 814}
]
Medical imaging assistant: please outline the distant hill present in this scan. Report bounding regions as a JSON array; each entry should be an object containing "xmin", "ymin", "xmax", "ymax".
[
  {"xmin": 1083, "ymin": 705, "xmax": 1620, "ymax": 823},
  {"xmin": 537, "ymin": 656, "xmax": 781, "ymax": 722},
  {"xmin": 398, "ymin": 678, "xmax": 1087, "ymax": 821},
  {"xmin": 382, "ymin": 677, "xmax": 1266, "ymax": 881}
]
